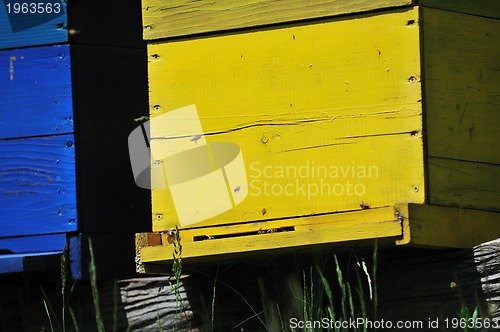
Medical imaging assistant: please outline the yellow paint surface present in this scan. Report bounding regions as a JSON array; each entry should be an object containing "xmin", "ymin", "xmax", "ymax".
[
  {"xmin": 404, "ymin": 204, "xmax": 500, "ymax": 248},
  {"xmin": 138, "ymin": 203, "xmax": 500, "ymax": 266},
  {"xmin": 148, "ymin": 8, "xmax": 424, "ymax": 232},
  {"xmin": 140, "ymin": 207, "xmax": 402, "ymax": 263},
  {"xmin": 141, "ymin": 0, "xmax": 412, "ymax": 40}
]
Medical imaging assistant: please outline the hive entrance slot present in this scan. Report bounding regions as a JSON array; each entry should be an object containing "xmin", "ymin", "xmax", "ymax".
[{"xmin": 193, "ymin": 226, "xmax": 295, "ymax": 242}]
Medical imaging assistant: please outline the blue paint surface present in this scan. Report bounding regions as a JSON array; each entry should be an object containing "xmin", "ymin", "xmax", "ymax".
[
  {"xmin": 0, "ymin": 233, "xmax": 67, "ymax": 253},
  {"xmin": 0, "ymin": 134, "xmax": 77, "ymax": 237},
  {"xmin": 0, "ymin": 0, "xmax": 67, "ymax": 50},
  {"xmin": 69, "ymin": 234, "xmax": 82, "ymax": 279},
  {"xmin": 0, "ymin": 45, "xmax": 73, "ymax": 139},
  {"xmin": 0, "ymin": 233, "xmax": 66, "ymax": 273},
  {"xmin": 0, "ymin": 252, "xmax": 61, "ymax": 273}
]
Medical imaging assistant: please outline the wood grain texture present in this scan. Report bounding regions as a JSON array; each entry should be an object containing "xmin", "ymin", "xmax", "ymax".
[
  {"xmin": 0, "ymin": 234, "xmax": 65, "ymax": 273},
  {"xmin": 0, "ymin": 135, "xmax": 77, "ymax": 237},
  {"xmin": 140, "ymin": 207, "xmax": 402, "ymax": 265},
  {"xmin": 148, "ymin": 8, "xmax": 424, "ymax": 231},
  {"xmin": 0, "ymin": 0, "xmax": 67, "ymax": 49},
  {"xmin": 423, "ymin": 8, "xmax": 500, "ymax": 165},
  {"xmin": 0, "ymin": 45, "xmax": 73, "ymax": 139},
  {"xmin": 419, "ymin": 0, "xmax": 500, "ymax": 20},
  {"xmin": 0, "ymin": 233, "xmax": 66, "ymax": 254},
  {"xmin": 141, "ymin": 0, "xmax": 412, "ymax": 40},
  {"xmin": 406, "ymin": 204, "xmax": 500, "ymax": 248},
  {"xmin": 427, "ymin": 157, "xmax": 500, "ymax": 213}
]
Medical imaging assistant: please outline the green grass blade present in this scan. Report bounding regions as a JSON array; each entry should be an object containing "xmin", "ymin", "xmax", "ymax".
[
  {"xmin": 88, "ymin": 238, "xmax": 105, "ymax": 332},
  {"xmin": 334, "ymin": 255, "xmax": 347, "ymax": 321},
  {"xmin": 40, "ymin": 287, "xmax": 59, "ymax": 331},
  {"xmin": 42, "ymin": 298, "xmax": 55, "ymax": 332},
  {"xmin": 68, "ymin": 307, "xmax": 80, "ymax": 332}
]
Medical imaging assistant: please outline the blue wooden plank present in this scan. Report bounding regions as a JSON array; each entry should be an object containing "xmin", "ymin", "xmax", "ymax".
[
  {"xmin": 0, "ymin": 252, "xmax": 61, "ymax": 273},
  {"xmin": 69, "ymin": 234, "xmax": 82, "ymax": 279},
  {"xmin": 0, "ymin": 45, "xmax": 73, "ymax": 139},
  {"xmin": 0, "ymin": 233, "xmax": 67, "ymax": 253},
  {"xmin": 0, "ymin": 134, "xmax": 77, "ymax": 237},
  {"xmin": 0, "ymin": 0, "xmax": 67, "ymax": 50}
]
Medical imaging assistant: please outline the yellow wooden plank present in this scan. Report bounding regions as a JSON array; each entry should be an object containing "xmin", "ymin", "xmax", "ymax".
[
  {"xmin": 141, "ymin": 0, "xmax": 412, "ymax": 40},
  {"xmin": 423, "ymin": 8, "xmax": 500, "ymax": 165},
  {"xmin": 427, "ymin": 157, "xmax": 500, "ymax": 213},
  {"xmin": 404, "ymin": 204, "xmax": 500, "ymax": 248},
  {"xmin": 140, "ymin": 207, "xmax": 402, "ymax": 263},
  {"xmin": 148, "ymin": 8, "xmax": 424, "ymax": 232},
  {"xmin": 159, "ymin": 206, "xmax": 398, "ymax": 242},
  {"xmin": 419, "ymin": 0, "xmax": 500, "ymax": 20}
]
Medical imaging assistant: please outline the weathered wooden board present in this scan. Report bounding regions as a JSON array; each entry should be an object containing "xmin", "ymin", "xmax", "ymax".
[
  {"xmin": 141, "ymin": 0, "xmax": 500, "ymax": 41},
  {"xmin": 0, "ymin": 0, "xmax": 67, "ymax": 50},
  {"xmin": 423, "ymin": 8, "xmax": 500, "ymax": 165},
  {"xmin": 141, "ymin": 0, "xmax": 412, "ymax": 40},
  {"xmin": 0, "ymin": 233, "xmax": 66, "ymax": 274},
  {"xmin": 148, "ymin": 8, "xmax": 424, "ymax": 231},
  {"xmin": 0, "ymin": 135, "xmax": 77, "ymax": 237},
  {"xmin": 0, "ymin": 233, "xmax": 66, "ymax": 254},
  {"xmin": 397, "ymin": 204, "xmax": 500, "ymax": 248},
  {"xmin": 427, "ymin": 157, "xmax": 500, "ymax": 213},
  {"xmin": 419, "ymin": 0, "xmax": 500, "ymax": 20},
  {"xmin": 0, "ymin": 45, "xmax": 73, "ymax": 139},
  {"xmin": 138, "ymin": 207, "xmax": 403, "ymax": 267}
]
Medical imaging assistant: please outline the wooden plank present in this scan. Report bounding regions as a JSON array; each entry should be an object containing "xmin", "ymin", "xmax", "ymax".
[
  {"xmin": 0, "ymin": 233, "xmax": 66, "ymax": 254},
  {"xmin": 0, "ymin": 0, "xmax": 67, "ymax": 49},
  {"xmin": 158, "ymin": 206, "xmax": 400, "ymax": 243},
  {"xmin": 148, "ymin": 8, "xmax": 424, "ymax": 231},
  {"xmin": 141, "ymin": 0, "xmax": 412, "ymax": 40},
  {"xmin": 423, "ymin": 8, "xmax": 500, "ymax": 165},
  {"xmin": 428, "ymin": 157, "xmax": 500, "ymax": 213},
  {"xmin": 419, "ymin": 0, "xmax": 500, "ymax": 20},
  {"xmin": 402, "ymin": 204, "xmax": 500, "ymax": 248},
  {"xmin": 0, "ymin": 45, "xmax": 73, "ymax": 139},
  {"xmin": 0, "ymin": 134, "xmax": 77, "ymax": 237},
  {"xmin": 0, "ymin": 252, "xmax": 61, "ymax": 274},
  {"xmin": 139, "ymin": 207, "xmax": 402, "ymax": 265}
]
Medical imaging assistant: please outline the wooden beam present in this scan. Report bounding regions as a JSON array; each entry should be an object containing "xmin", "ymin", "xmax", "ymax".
[{"xmin": 141, "ymin": 0, "xmax": 412, "ymax": 40}]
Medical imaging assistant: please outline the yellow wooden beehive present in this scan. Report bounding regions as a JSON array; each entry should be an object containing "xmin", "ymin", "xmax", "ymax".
[{"xmin": 136, "ymin": 0, "xmax": 500, "ymax": 271}]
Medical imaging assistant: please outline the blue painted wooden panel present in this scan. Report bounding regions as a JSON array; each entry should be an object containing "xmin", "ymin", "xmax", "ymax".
[
  {"xmin": 0, "ymin": 233, "xmax": 66, "ymax": 273},
  {"xmin": 0, "ymin": 134, "xmax": 77, "ymax": 237},
  {"xmin": 0, "ymin": 252, "xmax": 61, "ymax": 273},
  {"xmin": 0, "ymin": 233, "xmax": 66, "ymax": 253},
  {"xmin": 0, "ymin": 45, "xmax": 73, "ymax": 139},
  {"xmin": 0, "ymin": 0, "xmax": 67, "ymax": 50}
]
